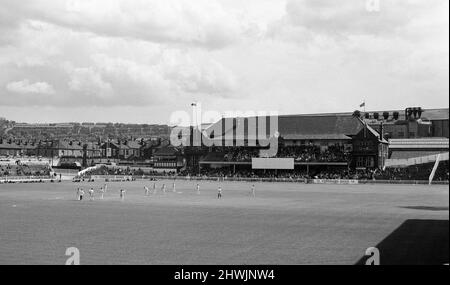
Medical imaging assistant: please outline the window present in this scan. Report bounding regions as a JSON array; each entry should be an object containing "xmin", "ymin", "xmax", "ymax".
[
  {"xmin": 356, "ymin": 157, "xmax": 364, "ymax": 167},
  {"xmin": 356, "ymin": 156, "xmax": 375, "ymax": 168},
  {"xmin": 367, "ymin": 157, "xmax": 375, "ymax": 167}
]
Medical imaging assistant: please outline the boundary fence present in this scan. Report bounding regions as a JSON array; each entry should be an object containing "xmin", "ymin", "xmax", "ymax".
[
  {"xmin": 78, "ymin": 175, "xmax": 449, "ymax": 185},
  {"xmin": 0, "ymin": 175, "xmax": 53, "ymax": 183}
]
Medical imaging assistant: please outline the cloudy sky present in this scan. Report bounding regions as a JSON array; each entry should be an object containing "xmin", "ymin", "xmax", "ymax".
[{"xmin": 0, "ymin": 0, "xmax": 448, "ymax": 124}]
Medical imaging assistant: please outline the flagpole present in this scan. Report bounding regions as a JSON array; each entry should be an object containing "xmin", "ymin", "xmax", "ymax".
[{"xmin": 363, "ymin": 99, "xmax": 366, "ymax": 113}]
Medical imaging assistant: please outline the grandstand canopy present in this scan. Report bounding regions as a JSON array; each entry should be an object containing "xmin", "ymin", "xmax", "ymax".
[
  {"xmin": 388, "ymin": 138, "xmax": 449, "ymax": 161},
  {"xmin": 390, "ymin": 150, "xmax": 447, "ymax": 160},
  {"xmin": 389, "ymin": 138, "xmax": 449, "ymax": 150}
]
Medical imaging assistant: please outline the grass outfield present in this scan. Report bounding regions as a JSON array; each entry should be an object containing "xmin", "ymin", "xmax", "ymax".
[{"xmin": 0, "ymin": 179, "xmax": 448, "ymax": 265}]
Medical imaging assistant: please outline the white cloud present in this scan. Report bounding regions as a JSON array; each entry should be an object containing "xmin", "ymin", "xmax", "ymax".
[
  {"xmin": 263, "ymin": 0, "xmax": 449, "ymax": 96},
  {"xmin": 0, "ymin": 0, "xmax": 448, "ymax": 122},
  {"xmin": 160, "ymin": 51, "xmax": 238, "ymax": 95},
  {"xmin": 0, "ymin": 17, "xmax": 239, "ymax": 107},
  {"xmin": 6, "ymin": 79, "xmax": 55, "ymax": 94},
  {"xmin": 281, "ymin": 0, "xmax": 445, "ymax": 37},
  {"xmin": 2, "ymin": 0, "xmax": 245, "ymax": 49},
  {"xmin": 67, "ymin": 66, "xmax": 113, "ymax": 98}
]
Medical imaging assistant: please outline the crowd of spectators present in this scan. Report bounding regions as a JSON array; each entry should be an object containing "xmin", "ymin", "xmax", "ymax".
[
  {"xmin": 178, "ymin": 168, "xmax": 373, "ymax": 180},
  {"xmin": 276, "ymin": 145, "xmax": 350, "ymax": 162},
  {"xmin": 0, "ymin": 163, "xmax": 51, "ymax": 177},
  {"xmin": 75, "ymin": 161, "xmax": 449, "ymax": 182},
  {"xmin": 177, "ymin": 164, "xmax": 449, "ymax": 182},
  {"xmin": 79, "ymin": 165, "xmax": 178, "ymax": 178},
  {"xmin": 372, "ymin": 162, "xmax": 449, "ymax": 181},
  {"xmin": 0, "ymin": 164, "xmax": 15, "ymax": 176},
  {"xmin": 223, "ymin": 148, "xmax": 259, "ymax": 162},
  {"xmin": 80, "ymin": 165, "xmax": 146, "ymax": 177},
  {"xmin": 216, "ymin": 145, "xmax": 350, "ymax": 163}
]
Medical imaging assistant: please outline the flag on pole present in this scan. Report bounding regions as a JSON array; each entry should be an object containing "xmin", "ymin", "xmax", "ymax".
[{"xmin": 359, "ymin": 102, "xmax": 365, "ymax": 108}]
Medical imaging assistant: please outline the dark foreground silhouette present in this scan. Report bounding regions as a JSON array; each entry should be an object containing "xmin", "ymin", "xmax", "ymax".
[{"xmin": 356, "ymin": 219, "xmax": 449, "ymax": 265}]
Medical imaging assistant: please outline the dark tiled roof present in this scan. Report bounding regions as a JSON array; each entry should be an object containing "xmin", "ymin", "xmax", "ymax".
[
  {"xmin": 278, "ymin": 115, "xmax": 363, "ymax": 138},
  {"xmin": 100, "ymin": 141, "xmax": 118, "ymax": 149},
  {"xmin": 0, "ymin": 141, "xmax": 37, "ymax": 149},
  {"xmin": 54, "ymin": 140, "xmax": 83, "ymax": 150},
  {"xmin": 210, "ymin": 115, "xmax": 364, "ymax": 140},
  {"xmin": 126, "ymin": 141, "xmax": 142, "ymax": 149},
  {"xmin": 84, "ymin": 142, "xmax": 101, "ymax": 150},
  {"xmin": 364, "ymin": 124, "xmax": 389, "ymax": 144},
  {"xmin": 154, "ymin": 146, "xmax": 179, "ymax": 156},
  {"xmin": 118, "ymin": 143, "xmax": 130, "ymax": 150},
  {"xmin": 420, "ymin": 108, "xmax": 449, "ymax": 120},
  {"xmin": 0, "ymin": 142, "xmax": 21, "ymax": 149}
]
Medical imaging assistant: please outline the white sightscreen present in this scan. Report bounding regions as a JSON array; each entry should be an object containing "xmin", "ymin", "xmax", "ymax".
[{"xmin": 252, "ymin": 158, "xmax": 294, "ymax": 170}]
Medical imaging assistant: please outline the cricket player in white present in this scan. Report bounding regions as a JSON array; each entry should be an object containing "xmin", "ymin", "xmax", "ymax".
[
  {"xmin": 120, "ymin": 189, "xmax": 126, "ymax": 201},
  {"xmin": 144, "ymin": 186, "xmax": 150, "ymax": 196},
  {"xmin": 196, "ymin": 184, "xmax": 200, "ymax": 194},
  {"xmin": 251, "ymin": 184, "xmax": 256, "ymax": 198},
  {"xmin": 99, "ymin": 187, "xmax": 105, "ymax": 199},
  {"xmin": 89, "ymin": 188, "xmax": 95, "ymax": 201},
  {"xmin": 79, "ymin": 189, "xmax": 85, "ymax": 201}
]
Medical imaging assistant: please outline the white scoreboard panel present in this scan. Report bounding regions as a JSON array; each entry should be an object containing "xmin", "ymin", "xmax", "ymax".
[{"xmin": 251, "ymin": 158, "xmax": 294, "ymax": 170}]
